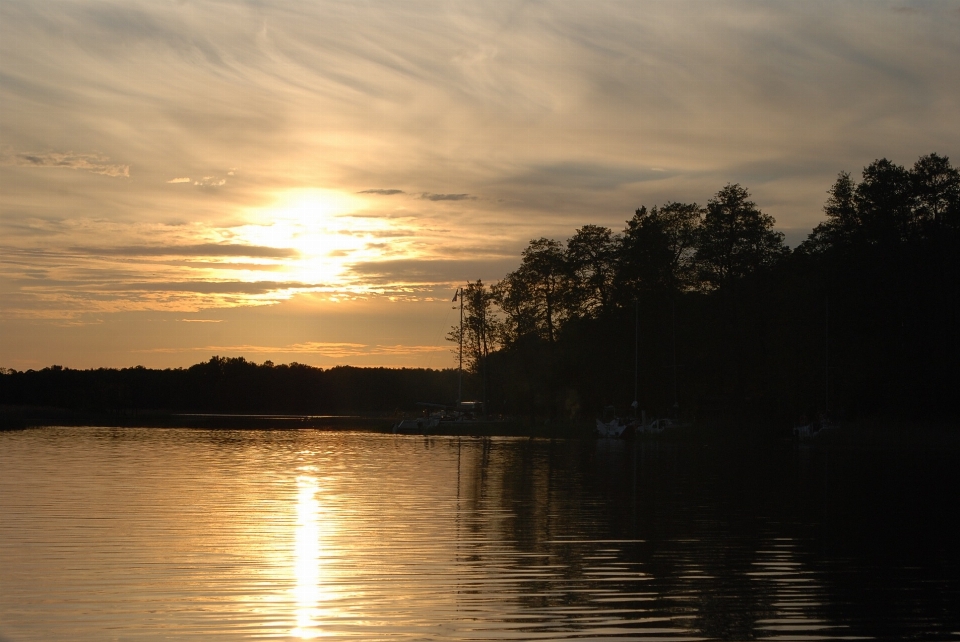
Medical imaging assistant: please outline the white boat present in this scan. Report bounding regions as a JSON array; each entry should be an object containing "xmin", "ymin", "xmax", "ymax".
[
  {"xmin": 635, "ymin": 417, "xmax": 670, "ymax": 434},
  {"xmin": 793, "ymin": 414, "xmax": 836, "ymax": 440},
  {"xmin": 596, "ymin": 418, "xmax": 627, "ymax": 438},
  {"xmin": 596, "ymin": 415, "xmax": 674, "ymax": 439},
  {"xmin": 392, "ymin": 416, "xmax": 440, "ymax": 434}
]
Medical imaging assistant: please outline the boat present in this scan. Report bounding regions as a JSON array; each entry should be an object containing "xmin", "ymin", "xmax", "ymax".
[
  {"xmin": 793, "ymin": 413, "xmax": 836, "ymax": 440},
  {"xmin": 393, "ymin": 416, "xmax": 440, "ymax": 434},
  {"xmin": 634, "ymin": 416, "xmax": 672, "ymax": 435},
  {"xmin": 596, "ymin": 417, "xmax": 627, "ymax": 438},
  {"xmin": 392, "ymin": 401, "xmax": 489, "ymax": 434},
  {"xmin": 597, "ymin": 414, "xmax": 676, "ymax": 439}
]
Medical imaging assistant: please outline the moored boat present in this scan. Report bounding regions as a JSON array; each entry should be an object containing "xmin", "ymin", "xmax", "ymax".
[{"xmin": 596, "ymin": 417, "xmax": 626, "ymax": 438}]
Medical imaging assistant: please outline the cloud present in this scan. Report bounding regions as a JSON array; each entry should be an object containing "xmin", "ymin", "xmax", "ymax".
[
  {"xmin": 72, "ymin": 243, "xmax": 298, "ymax": 258},
  {"xmin": 194, "ymin": 176, "xmax": 226, "ymax": 187},
  {"xmin": 358, "ymin": 189, "xmax": 405, "ymax": 195},
  {"xmin": 420, "ymin": 193, "xmax": 475, "ymax": 201},
  {"xmin": 137, "ymin": 342, "xmax": 447, "ymax": 358},
  {"xmin": 97, "ymin": 281, "xmax": 319, "ymax": 294},
  {"xmin": 179, "ymin": 318, "xmax": 222, "ymax": 323},
  {"xmin": 182, "ymin": 261, "xmax": 287, "ymax": 272},
  {"xmin": 12, "ymin": 152, "xmax": 128, "ymax": 177},
  {"xmin": 166, "ymin": 177, "xmax": 191, "ymax": 183},
  {"xmin": 348, "ymin": 258, "xmax": 521, "ymax": 285},
  {"xmin": 339, "ymin": 228, "xmax": 416, "ymax": 238},
  {"xmin": 0, "ymin": 219, "xmax": 67, "ymax": 238},
  {"xmin": 504, "ymin": 162, "xmax": 675, "ymax": 191}
]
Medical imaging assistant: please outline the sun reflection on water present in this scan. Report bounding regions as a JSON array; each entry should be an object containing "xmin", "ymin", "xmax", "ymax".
[{"xmin": 292, "ymin": 473, "xmax": 323, "ymax": 639}]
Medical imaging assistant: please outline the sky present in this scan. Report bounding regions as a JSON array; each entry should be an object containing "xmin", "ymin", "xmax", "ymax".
[{"xmin": 2, "ymin": 0, "xmax": 959, "ymax": 371}]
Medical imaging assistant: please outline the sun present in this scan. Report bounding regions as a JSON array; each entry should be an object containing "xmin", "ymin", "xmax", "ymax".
[
  {"xmin": 231, "ymin": 189, "xmax": 397, "ymax": 290},
  {"xmin": 240, "ymin": 188, "xmax": 366, "ymax": 247},
  {"xmin": 272, "ymin": 189, "xmax": 366, "ymax": 227}
]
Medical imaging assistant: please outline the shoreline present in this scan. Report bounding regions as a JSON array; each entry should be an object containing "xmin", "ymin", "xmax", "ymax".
[
  {"xmin": 2, "ymin": 405, "xmax": 958, "ymax": 449},
  {"xmin": 0, "ymin": 405, "xmax": 596, "ymax": 438}
]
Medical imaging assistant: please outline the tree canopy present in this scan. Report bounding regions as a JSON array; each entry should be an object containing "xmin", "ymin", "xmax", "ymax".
[{"xmin": 452, "ymin": 154, "xmax": 959, "ymax": 427}]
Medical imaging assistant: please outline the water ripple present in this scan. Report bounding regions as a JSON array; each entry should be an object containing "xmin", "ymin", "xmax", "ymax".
[{"xmin": 2, "ymin": 429, "xmax": 959, "ymax": 640}]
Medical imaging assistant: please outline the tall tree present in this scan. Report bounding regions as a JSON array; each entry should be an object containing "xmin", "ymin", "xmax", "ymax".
[
  {"xmin": 494, "ymin": 238, "xmax": 569, "ymax": 343},
  {"xmin": 619, "ymin": 202, "xmax": 703, "ymax": 294},
  {"xmin": 565, "ymin": 224, "xmax": 619, "ymax": 318},
  {"xmin": 696, "ymin": 184, "xmax": 786, "ymax": 289},
  {"xmin": 803, "ymin": 154, "xmax": 960, "ymax": 253},
  {"xmin": 855, "ymin": 158, "xmax": 913, "ymax": 243},
  {"xmin": 911, "ymin": 153, "xmax": 960, "ymax": 231},
  {"xmin": 447, "ymin": 280, "xmax": 501, "ymax": 374},
  {"xmin": 802, "ymin": 171, "xmax": 859, "ymax": 253}
]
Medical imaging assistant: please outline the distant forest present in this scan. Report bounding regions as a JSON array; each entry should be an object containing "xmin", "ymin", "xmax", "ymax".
[{"xmin": 3, "ymin": 153, "xmax": 958, "ymax": 427}]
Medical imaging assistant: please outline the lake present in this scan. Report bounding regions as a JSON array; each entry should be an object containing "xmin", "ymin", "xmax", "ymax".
[{"xmin": 1, "ymin": 427, "xmax": 958, "ymax": 641}]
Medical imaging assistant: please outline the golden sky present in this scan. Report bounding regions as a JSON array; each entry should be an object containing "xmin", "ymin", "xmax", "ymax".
[{"xmin": 2, "ymin": 0, "xmax": 958, "ymax": 369}]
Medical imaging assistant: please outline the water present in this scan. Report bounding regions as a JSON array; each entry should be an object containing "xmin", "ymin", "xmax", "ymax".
[{"xmin": 1, "ymin": 428, "xmax": 958, "ymax": 641}]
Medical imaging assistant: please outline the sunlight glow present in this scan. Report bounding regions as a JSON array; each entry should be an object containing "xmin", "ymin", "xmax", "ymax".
[
  {"xmin": 292, "ymin": 474, "xmax": 323, "ymax": 639},
  {"xmin": 230, "ymin": 189, "xmax": 409, "ymax": 290}
]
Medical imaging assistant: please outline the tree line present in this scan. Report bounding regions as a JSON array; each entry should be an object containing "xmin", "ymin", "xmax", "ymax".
[
  {"xmin": 453, "ymin": 153, "xmax": 959, "ymax": 426},
  {"xmin": 2, "ymin": 153, "xmax": 958, "ymax": 428},
  {"xmin": 0, "ymin": 360, "xmax": 458, "ymax": 416}
]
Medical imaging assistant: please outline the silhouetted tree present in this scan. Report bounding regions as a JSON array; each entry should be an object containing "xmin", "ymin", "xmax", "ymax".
[
  {"xmin": 565, "ymin": 224, "xmax": 620, "ymax": 318},
  {"xmin": 619, "ymin": 202, "xmax": 703, "ymax": 295},
  {"xmin": 804, "ymin": 154, "xmax": 960, "ymax": 254},
  {"xmin": 911, "ymin": 153, "xmax": 960, "ymax": 231},
  {"xmin": 855, "ymin": 158, "xmax": 913, "ymax": 244},
  {"xmin": 696, "ymin": 184, "xmax": 787, "ymax": 289},
  {"xmin": 447, "ymin": 280, "xmax": 502, "ymax": 374},
  {"xmin": 495, "ymin": 238, "xmax": 568, "ymax": 343},
  {"xmin": 803, "ymin": 171, "xmax": 859, "ymax": 253}
]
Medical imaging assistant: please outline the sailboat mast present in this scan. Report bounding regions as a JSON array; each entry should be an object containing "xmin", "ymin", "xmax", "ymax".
[
  {"xmin": 825, "ymin": 296, "xmax": 829, "ymax": 414},
  {"xmin": 672, "ymin": 298, "xmax": 679, "ymax": 417},
  {"xmin": 633, "ymin": 298, "xmax": 638, "ymax": 420},
  {"xmin": 458, "ymin": 286, "xmax": 463, "ymax": 405}
]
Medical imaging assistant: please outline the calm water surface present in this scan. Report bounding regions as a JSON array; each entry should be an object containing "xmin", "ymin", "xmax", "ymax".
[{"xmin": 1, "ymin": 427, "xmax": 959, "ymax": 641}]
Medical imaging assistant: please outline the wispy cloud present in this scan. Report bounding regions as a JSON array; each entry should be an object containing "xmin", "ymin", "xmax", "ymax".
[
  {"xmin": 12, "ymin": 152, "xmax": 128, "ymax": 177},
  {"xmin": 72, "ymin": 243, "xmax": 298, "ymax": 258},
  {"xmin": 96, "ymin": 281, "xmax": 318, "ymax": 294},
  {"xmin": 503, "ymin": 162, "xmax": 675, "ymax": 191},
  {"xmin": 348, "ymin": 258, "xmax": 523, "ymax": 285},
  {"xmin": 358, "ymin": 189, "xmax": 405, "ymax": 195},
  {"xmin": 193, "ymin": 176, "xmax": 226, "ymax": 187},
  {"xmin": 420, "ymin": 193, "xmax": 475, "ymax": 201},
  {"xmin": 166, "ymin": 177, "xmax": 191, "ymax": 183},
  {"xmin": 137, "ymin": 342, "xmax": 447, "ymax": 358}
]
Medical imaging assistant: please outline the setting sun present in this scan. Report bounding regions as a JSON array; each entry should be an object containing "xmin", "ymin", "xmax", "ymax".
[{"xmin": 224, "ymin": 189, "xmax": 408, "ymax": 292}]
